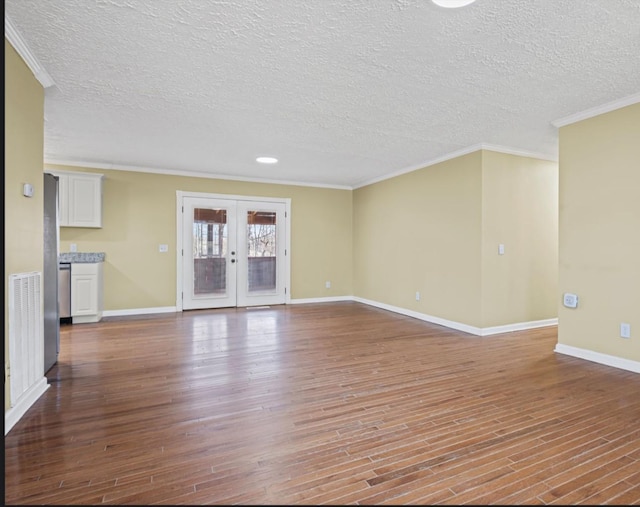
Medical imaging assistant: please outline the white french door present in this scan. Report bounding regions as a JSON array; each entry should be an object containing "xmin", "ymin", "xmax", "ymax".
[{"xmin": 180, "ymin": 194, "xmax": 288, "ymax": 310}]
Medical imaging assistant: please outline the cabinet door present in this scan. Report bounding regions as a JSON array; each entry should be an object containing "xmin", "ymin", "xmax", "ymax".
[
  {"xmin": 56, "ymin": 173, "xmax": 70, "ymax": 226},
  {"xmin": 71, "ymin": 274, "xmax": 98, "ymax": 316},
  {"xmin": 69, "ymin": 174, "xmax": 102, "ymax": 227},
  {"xmin": 46, "ymin": 170, "xmax": 104, "ymax": 228}
]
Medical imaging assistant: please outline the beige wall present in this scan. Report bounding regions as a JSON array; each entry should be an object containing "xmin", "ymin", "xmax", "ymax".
[
  {"xmin": 353, "ymin": 150, "xmax": 559, "ymax": 330},
  {"xmin": 353, "ymin": 152, "xmax": 484, "ymax": 327},
  {"xmin": 5, "ymin": 24, "xmax": 634, "ymax": 424},
  {"xmin": 54, "ymin": 148, "xmax": 559, "ymax": 330},
  {"xmin": 558, "ymin": 103, "xmax": 640, "ymax": 362},
  {"xmin": 481, "ymin": 151, "xmax": 558, "ymax": 327},
  {"xmin": 47, "ymin": 165, "xmax": 353, "ymax": 310},
  {"xmin": 5, "ymin": 39, "xmax": 45, "ymax": 410}
]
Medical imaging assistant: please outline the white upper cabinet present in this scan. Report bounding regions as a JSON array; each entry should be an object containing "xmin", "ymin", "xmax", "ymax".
[{"xmin": 46, "ymin": 170, "xmax": 104, "ymax": 228}]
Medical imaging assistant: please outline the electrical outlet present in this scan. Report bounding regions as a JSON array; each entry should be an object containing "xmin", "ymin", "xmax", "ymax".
[
  {"xmin": 70, "ymin": 243, "xmax": 77, "ymax": 252},
  {"xmin": 325, "ymin": 281, "xmax": 331, "ymax": 289},
  {"xmin": 159, "ymin": 244, "xmax": 169, "ymax": 253},
  {"xmin": 620, "ymin": 323, "xmax": 631, "ymax": 339},
  {"xmin": 415, "ymin": 291, "xmax": 420, "ymax": 301},
  {"xmin": 563, "ymin": 293, "xmax": 578, "ymax": 308}
]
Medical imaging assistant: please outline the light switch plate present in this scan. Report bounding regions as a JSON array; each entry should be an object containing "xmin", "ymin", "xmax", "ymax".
[{"xmin": 620, "ymin": 323, "xmax": 631, "ymax": 339}]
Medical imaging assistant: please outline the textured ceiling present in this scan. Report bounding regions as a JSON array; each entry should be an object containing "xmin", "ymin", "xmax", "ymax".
[{"xmin": 5, "ymin": 0, "xmax": 640, "ymax": 188}]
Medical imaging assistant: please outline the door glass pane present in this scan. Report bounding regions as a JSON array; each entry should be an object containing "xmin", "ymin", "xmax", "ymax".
[
  {"xmin": 246, "ymin": 211, "xmax": 277, "ymax": 293},
  {"xmin": 193, "ymin": 208, "xmax": 227, "ymax": 295}
]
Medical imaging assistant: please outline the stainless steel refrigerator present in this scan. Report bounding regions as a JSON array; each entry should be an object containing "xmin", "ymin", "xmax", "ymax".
[{"xmin": 43, "ymin": 172, "xmax": 60, "ymax": 373}]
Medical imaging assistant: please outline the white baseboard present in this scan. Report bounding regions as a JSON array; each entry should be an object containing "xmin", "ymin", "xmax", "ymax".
[
  {"xmin": 353, "ymin": 297, "xmax": 557, "ymax": 337},
  {"xmin": 353, "ymin": 297, "xmax": 483, "ymax": 335},
  {"xmin": 290, "ymin": 296, "xmax": 355, "ymax": 305},
  {"xmin": 101, "ymin": 300, "xmax": 557, "ymax": 338},
  {"xmin": 5, "ymin": 377, "xmax": 50, "ymax": 435},
  {"xmin": 480, "ymin": 318, "xmax": 558, "ymax": 336},
  {"xmin": 102, "ymin": 306, "xmax": 177, "ymax": 317},
  {"xmin": 554, "ymin": 344, "xmax": 640, "ymax": 374}
]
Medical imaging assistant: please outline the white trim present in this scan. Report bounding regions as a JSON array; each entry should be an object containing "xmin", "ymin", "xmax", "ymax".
[
  {"xmin": 44, "ymin": 159, "xmax": 351, "ymax": 190},
  {"xmin": 554, "ymin": 344, "xmax": 640, "ymax": 374},
  {"xmin": 479, "ymin": 144, "xmax": 557, "ymax": 162},
  {"xmin": 4, "ymin": 378, "xmax": 49, "ymax": 436},
  {"xmin": 353, "ymin": 297, "xmax": 483, "ymax": 335},
  {"xmin": 291, "ymin": 296, "xmax": 355, "ymax": 305},
  {"xmin": 176, "ymin": 191, "xmax": 183, "ymax": 312},
  {"xmin": 177, "ymin": 190, "xmax": 292, "ymax": 205},
  {"xmin": 44, "ymin": 167, "xmax": 104, "ymax": 178},
  {"xmin": 352, "ymin": 143, "xmax": 556, "ymax": 189},
  {"xmin": 176, "ymin": 191, "xmax": 291, "ymax": 310},
  {"xmin": 480, "ymin": 318, "xmax": 558, "ymax": 336},
  {"xmin": 45, "ymin": 142, "xmax": 556, "ymax": 192},
  {"xmin": 285, "ymin": 201, "xmax": 292, "ymax": 305},
  {"xmin": 353, "ymin": 144, "xmax": 483, "ymax": 189},
  {"xmin": 5, "ymin": 14, "xmax": 55, "ymax": 88},
  {"xmin": 353, "ymin": 297, "xmax": 557, "ymax": 336},
  {"xmin": 93, "ymin": 299, "xmax": 557, "ymax": 338},
  {"xmin": 551, "ymin": 92, "xmax": 640, "ymax": 128},
  {"xmin": 102, "ymin": 306, "xmax": 177, "ymax": 317}
]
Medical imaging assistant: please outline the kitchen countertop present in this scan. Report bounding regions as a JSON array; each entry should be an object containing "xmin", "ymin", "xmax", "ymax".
[{"xmin": 59, "ymin": 252, "xmax": 105, "ymax": 263}]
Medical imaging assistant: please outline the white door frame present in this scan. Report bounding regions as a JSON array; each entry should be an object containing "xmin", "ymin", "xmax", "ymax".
[{"xmin": 176, "ymin": 190, "xmax": 291, "ymax": 311}]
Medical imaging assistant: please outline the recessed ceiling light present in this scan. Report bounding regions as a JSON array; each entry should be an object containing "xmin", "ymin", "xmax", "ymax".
[
  {"xmin": 432, "ymin": 0, "xmax": 477, "ymax": 8},
  {"xmin": 256, "ymin": 157, "xmax": 278, "ymax": 164}
]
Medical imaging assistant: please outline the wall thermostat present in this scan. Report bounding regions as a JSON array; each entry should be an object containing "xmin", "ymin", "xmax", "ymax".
[{"xmin": 23, "ymin": 183, "xmax": 34, "ymax": 197}]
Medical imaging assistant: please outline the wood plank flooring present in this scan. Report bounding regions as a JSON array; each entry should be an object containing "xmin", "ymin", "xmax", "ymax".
[{"xmin": 5, "ymin": 302, "xmax": 640, "ymax": 505}]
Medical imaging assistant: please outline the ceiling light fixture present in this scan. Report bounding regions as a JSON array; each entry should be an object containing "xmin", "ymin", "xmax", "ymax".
[
  {"xmin": 256, "ymin": 156, "xmax": 278, "ymax": 164},
  {"xmin": 432, "ymin": 0, "xmax": 477, "ymax": 8}
]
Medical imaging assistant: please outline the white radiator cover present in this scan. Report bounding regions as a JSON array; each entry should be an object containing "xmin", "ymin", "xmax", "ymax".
[{"xmin": 8, "ymin": 271, "xmax": 45, "ymax": 406}]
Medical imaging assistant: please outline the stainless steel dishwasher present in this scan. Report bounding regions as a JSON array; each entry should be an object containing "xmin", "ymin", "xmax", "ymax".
[{"xmin": 58, "ymin": 262, "xmax": 71, "ymax": 321}]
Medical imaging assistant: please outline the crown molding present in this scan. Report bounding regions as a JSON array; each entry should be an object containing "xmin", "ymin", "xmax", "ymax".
[
  {"xmin": 552, "ymin": 92, "xmax": 640, "ymax": 128},
  {"xmin": 44, "ymin": 159, "xmax": 353, "ymax": 191},
  {"xmin": 352, "ymin": 143, "xmax": 556, "ymax": 189},
  {"xmin": 5, "ymin": 14, "xmax": 55, "ymax": 88},
  {"xmin": 46, "ymin": 140, "xmax": 557, "ymax": 192},
  {"xmin": 352, "ymin": 144, "xmax": 484, "ymax": 189},
  {"xmin": 479, "ymin": 143, "xmax": 557, "ymax": 162}
]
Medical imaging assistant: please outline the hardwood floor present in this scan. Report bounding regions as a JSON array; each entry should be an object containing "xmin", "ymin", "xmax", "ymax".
[{"xmin": 5, "ymin": 302, "xmax": 640, "ymax": 505}]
